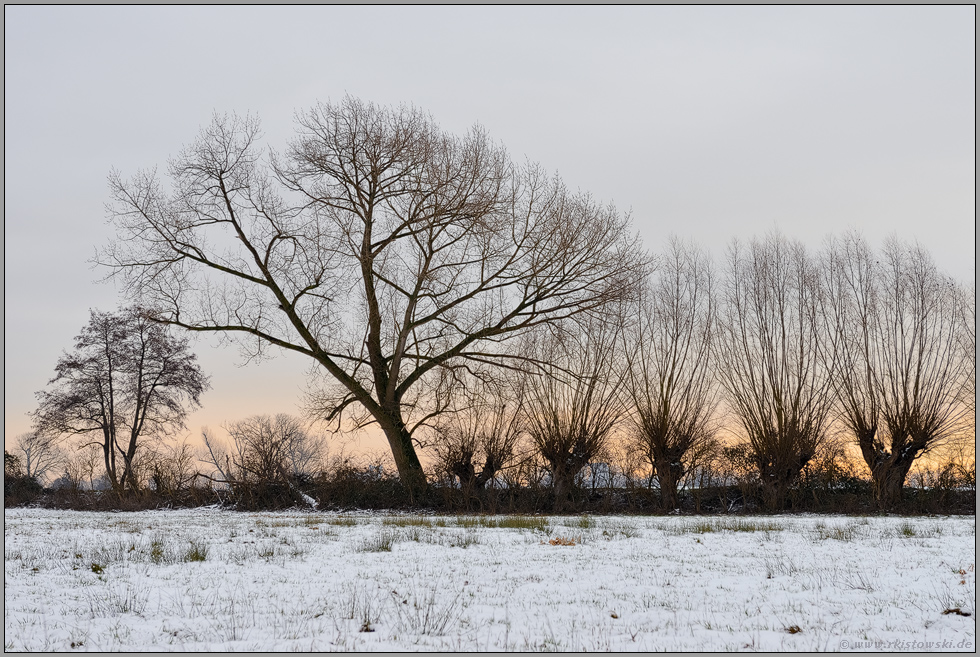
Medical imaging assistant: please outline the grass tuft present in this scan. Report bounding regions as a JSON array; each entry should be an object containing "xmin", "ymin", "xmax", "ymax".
[
  {"xmin": 391, "ymin": 585, "xmax": 464, "ymax": 636},
  {"xmin": 149, "ymin": 540, "xmax": 167, "ymax": 564},
  {"xmin": 183, "ymin": 541, "xmax": 209, "ymax": 562},
  {"xmin": 325, "ymin": 516, "xmax": 358, "ymax": 527},
  {"xmin": 361, "ymin": 529, "xmax": 397, "ymax": 553},
  {"xmin": 675, "ymin": 519, "xmax": 784, "ymax": 535},
  {"xmin": 813, "ymin": 524, "xmax": 858, "ymax": 541},
  {"xmin": 603, "ymin": 521, "xmax": 641, "ymax": 539},
  {"xmin": 449, "ymin": 530, "xmax": 481, "ymax": 549},
  {"xmin": 384, "ymin": 516, "xmax": 433, "ymax": 528},
  {"xmin": 495, "ymin": 516, "xmax": 549, "ymax": 532}
]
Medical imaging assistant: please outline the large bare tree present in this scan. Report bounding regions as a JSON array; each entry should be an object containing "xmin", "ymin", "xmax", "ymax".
[
  {"xmin": 102, "ymin": 98, "xmax": 645, "ymax": 496},
  {"xmin": 715, "ymin": 234, "xmax": 837, "ymax": 509},
  {"xmin": 33, "ymin": 307, "xmax": 209, "ymax": 493},
  {"xmin": 825, "ymin": 233, "xmax": 971, "ymax": 506},
  {"xmin": 622, "ymin": 237, "xmax": 719, "ymax": 510}
]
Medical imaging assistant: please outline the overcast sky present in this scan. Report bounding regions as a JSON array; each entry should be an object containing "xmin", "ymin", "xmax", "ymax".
[{"xmin": 4, "ymin": 6, "xmax": 975, "ymax": 453}]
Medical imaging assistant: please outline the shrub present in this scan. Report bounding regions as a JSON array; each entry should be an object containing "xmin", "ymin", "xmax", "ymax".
[{"xmin": 4, "ymin": 451, "xmax": 44, "ymax": 507}]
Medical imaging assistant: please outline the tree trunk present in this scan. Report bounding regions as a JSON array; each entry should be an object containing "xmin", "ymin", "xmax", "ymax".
[
  {"xmin": 120, "ymin": 430, "xmax": 142, "ymax": 493},
  {"xmin": 378, "ymin": 420, "xmax": 427, "ymax": 501},
  {"xmin": 858, "ymin": 430, "xmax": 916, "ymax": 509},
  {"xmin": 758, "ymin": 464, "xmax": 796, "ymax": 511},
  {"xmin": 547, "ymin": 458, "xmax": 584, "ymax": 512},
  {"xmin": 756, "ymin": 448, "xmax": 809, "ymax": 511},
  {"xmin": 871, "ymin": 458, "xmax": 914, "ymax": 509},
  {"xmin": 551, "ymin": 471, "xmax": 575, "ymax": 512},
  {"xmin": 449, "ymin": 461, "xmax": 482, "ymax": 509},
  {"xmin": 759, "ymin": 478, "xmax": 788, "ymax": 511},
  {"xmin": 121, "ymin": 452, "xmax": 141, "ymax": 493},
  {"xmin": 102, "ymin": 428, "xmax": 123, "ymax": 494},
  {"xmin": 653, "ymin": 459, "xmax": 683, "ymax": 511}
]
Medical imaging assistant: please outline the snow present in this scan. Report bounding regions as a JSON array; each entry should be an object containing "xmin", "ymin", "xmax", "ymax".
[{"xmin": 4, "ymin": 509, "xmax": 976, "ymax": 651}]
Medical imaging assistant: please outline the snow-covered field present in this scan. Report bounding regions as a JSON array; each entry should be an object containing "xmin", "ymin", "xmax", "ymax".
[{"xmin": 4, "ymin": 509, "xmax": 975, "ymax": 652}]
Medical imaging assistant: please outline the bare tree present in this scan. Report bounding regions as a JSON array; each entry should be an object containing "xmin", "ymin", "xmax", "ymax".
[
  {"xmin": 33, "ymin": 307, "xmax": 209, "ymax": 493},
  {"xmin": 102, "ymin": 98, "xmax": 645, "ymax": 497},
  {"xmin": 202, "ymin": 414, "xmax": 325, "ymax": 487},
  {"xmin": 12, "ymin": 431, "xmax": 63, "ymax": 484},
  {"xmin": 429, "ymin": 370, "xmax": 527, "ymax": 496},
  {"xmin": 146, "ymin": 437, "xmax": 199, "ymax": 495},
  {"xmin": 958, "ymin": 282, "xmax": 975, "ymax": 430},
  {"xmin": 622, "ymin": 237, "xmax": 719, "ymax": 510},
  {"xmin": 524, "ymin": 316, "xmax": 627, "ymax": 509},
  {"xmin": 52, "ymin": 440, "xmax": 103, "ymax": 491},
  {"xmin": 715, "ymin": 234, "xmax": 837, "ymax": 509},
  {"xmin": 825, "ymin": 233, "xmax": 971, "ymax": 506}
]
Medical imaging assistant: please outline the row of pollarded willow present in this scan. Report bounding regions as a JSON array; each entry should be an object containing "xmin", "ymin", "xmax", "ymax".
[
  {"xmin": 102, "ymin": 97, "xmax": 648, "ymax": 499},
  {"xmin": 428, "ymin": 314, "xmax": 630, "ymax": 511},
  {"xmin": 646, "ymin": 233, "xmax": 970, "ymax": 510},
  {"xmin": 433, "ymin": 232, "xmax": 972, "ymax": 511}
]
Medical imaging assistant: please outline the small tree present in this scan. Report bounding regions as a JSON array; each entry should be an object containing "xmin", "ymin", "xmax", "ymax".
[
  {"xmin": 715, "ymin": 234, "xmax": 837, "ymax": 510},
  {"xmin": 622, "ymin": 237, "xmax": 719, "ymax": 510},
  {"xmin": 12, "ymin": 431, "xmax": 63, "ymax": 485},
  {"xmin": 50, "ymin": 441, "xmax": 103, "ymax": 491},
  {"xmin": 825, "ymin": 234, "xmax": 971, "ymax": 507},
  {"xmin": 201, "ymin": 414, "xmax": 326, "ymax": 502},
  {"xmin": 33, "ymin": 307, "xmax": 209, "ymax": 494},
  {"xmin": 146, "ymin": 437, "xmax": 199, "ymax": 496},
  {"xmin": 524, "ymin": 317, "xmax": 626, "ymax": 509}
]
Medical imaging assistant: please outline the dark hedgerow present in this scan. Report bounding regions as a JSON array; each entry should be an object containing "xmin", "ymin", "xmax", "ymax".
[{"xmin": 6, "ymin": 455, "xmax": 974, "ymax": 515}]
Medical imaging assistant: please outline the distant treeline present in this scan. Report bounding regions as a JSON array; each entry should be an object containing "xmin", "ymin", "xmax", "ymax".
[{"xmin": 5, "ymin": 413, "xmax": 974, "ymax": 516}]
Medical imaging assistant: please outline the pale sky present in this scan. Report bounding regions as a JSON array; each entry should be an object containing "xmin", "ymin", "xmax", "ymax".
[{"xmin": 4, "ymin": 6, "xmax": 975, "ymax": 454}]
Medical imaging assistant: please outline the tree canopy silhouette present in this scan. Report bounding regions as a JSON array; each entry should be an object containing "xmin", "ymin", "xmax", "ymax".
[{"xmin": 101, "ymin": 98, "xmax": 646, "ymax": 495}]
